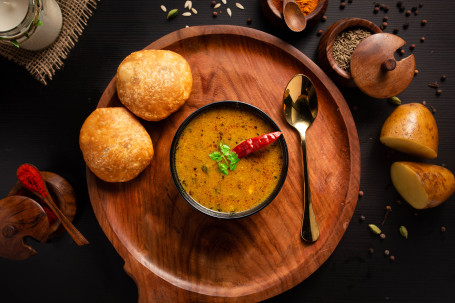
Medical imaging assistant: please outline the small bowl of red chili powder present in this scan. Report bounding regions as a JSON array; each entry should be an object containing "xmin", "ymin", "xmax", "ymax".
[{"xmin": 260, "ymin": 0, "xmax": 328, "ymax": 30}]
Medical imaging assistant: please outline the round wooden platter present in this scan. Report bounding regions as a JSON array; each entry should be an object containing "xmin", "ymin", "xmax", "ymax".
[{"xmin": 87, "ymin": 25, "xmax": 361, "ymax": 302}]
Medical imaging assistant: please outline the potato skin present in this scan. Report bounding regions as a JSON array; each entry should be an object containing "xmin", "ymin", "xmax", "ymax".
[
  {"xmin": 380, "ymin": 103, "xmax": 438, "ymax": 158},
  {"xmin": 392, "ymin": 162, "xmax": 455, "ymax": 209}
]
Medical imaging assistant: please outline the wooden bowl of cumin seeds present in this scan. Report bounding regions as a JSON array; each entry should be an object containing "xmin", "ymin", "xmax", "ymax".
[{"xmin": 317, "ymin": 18, "xmax": 382, "ymax": 87}]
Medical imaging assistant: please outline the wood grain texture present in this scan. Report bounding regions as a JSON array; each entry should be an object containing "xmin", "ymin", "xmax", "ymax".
[
  {"xmin": 0, "ymin": 196, "xmax": 49, "ymax": 260},
  {"xmin": 317, "ymin": 18, "xmax": 383, "ymax": 87},
  {"xmin": 351, "ymin": 33, "xmax": 416, "ymax": 98},
  {"xmin": 87, "ymin": 25, "xmax": 360, "ymax": 302},
  {"xmin": 260, "ymin": 0, "xmax": 328, "ymax": 30},
  {"xmin": 9, "ymin": 171, "xmax": 77, "ymax": 239}
]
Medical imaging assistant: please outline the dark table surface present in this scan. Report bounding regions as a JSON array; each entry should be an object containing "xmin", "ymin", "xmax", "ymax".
[{"xmin": 1, "ymin": 1, "xmax": 454, "ymax": 302}]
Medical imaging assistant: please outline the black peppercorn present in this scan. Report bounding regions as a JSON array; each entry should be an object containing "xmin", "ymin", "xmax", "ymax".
[
  {"xmin": 390, "ymin": 255, "xmax": 395, "ymax": 261},
  {"xmin": 403, "ymin": 22, "xmax": 409, "ymax": 29},
  {"xmin": 321, "ymin": 15, "xmax": 327, "ymax": 22},
  {"xmin": 359, "ymin": 215, "xmax": 366, "ymax": 222},
  {"xmin": 396, "ymin": 1, "xmax": 403, "ymax": 8},
  {"xmin": 317, "ymin": 29, "xmax": 323, "ymax": 36},
  {"xmin": 441, "ymin": 75, "xmax": 447, "ymax": 81},
  {"xmin": 212, "ymin": 11, "xmax": 218, "ymax": 17},
  {"xmin": 410, "ymin": 44, "xmax": 416, "ymax": 50},
  {"xmin": 211, "ymin": 0, "xmax": 216, "ymax": 7},
  {"xmin": 420, "ymin": 36, "xmax": 425, "ymax": 42},
  {"xmin": 393, "ymin": 28, "xmax": 399, "ymax": 34},
  {"xmin": 421, "ymin": 19, "xmax": 427, "ymax": 25},
  {"xmin": 384, "ymin": 250, "xmax": 390, "ymax": 256},
  {"xmin": 340, "ymin": 2, "xmax": 346, "ymax": 9},
  {"xmin": 382, "ymin": 22, "xmax": 388, "ymax": 27},
  {"xmin": 436, "ymin": 89, "xmax": 442, "ymax": 95},
  {"xmin": 374, "ymin": 7, "xmax": 380, "ymax": 13},
  {"xmin": 247, "ymin": 18, "xmax": 252, "ymax": 24},
  {"xmin": 368, "ymin": 248, "xmax": 374, "ymax": 254},
  {"xmin": 383, "ymin": 16, "xmax": 388, "ymax": 22},
  {"xmin": 399, "ymin": 7, "xmax": 405, "ymax": 13},
  {"xmin": 441, "ymin": 226, "xmax": 447, "ymax": 233},
  {"xmin": 405, "ymin": 10, "xmax": 411, "ymax": 16}
]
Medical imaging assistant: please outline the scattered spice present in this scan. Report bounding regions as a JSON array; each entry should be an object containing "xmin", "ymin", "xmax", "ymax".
[
  {"xmin": 167, "ymin": 8, "xmax": 179, "ymax": 19},
  {"xmin": 160, "ymin": 5, "xmax": 167, "ymax": 12},
  {"xmin": 436, "ymin": 89, "xmax": 442, "ymax": 96},
  {"xmin": 247, "ymin": 18, "xmax": 252, "ymax": 24},
  {"xmin": 369, "ymin": 224, "xmax": 382, "ymax": 235},
  {"xmin": 388, "ymin": 96, "xmax": 401, "ymax": 106},
  {"xmin": 414, "ymin": 10, "xmax": 419, "ymax": 16},
  {"xmin": 213, "ymin": 11, "xmax": 218, "ymax": 17},
  {"xmin": 340, "ymin": 2, "xmax": 346, "ymax": 9},
  {"xmin": 421, "ymin": 19, "xmax": 427, "ymax": 25},
  {"xmin": 211, "ymin": 1, "xmax": 216, "ymax": 7},
  {"xmin": 235, "ymin": 2, "xmax": 245, "ymax": 10},
  {"xmin": 374, "ymin": 6, "xmax": 379, "ymax": 13},
  {"xmin": 368, "ymin": 247, "xmax": 375, "ymax": 254},
  {"xmin": 428, "ymin": 81, "xmax": 439, "ymax": 88},
  {"xmin": 393, "ymin": 28, "xmax": 399, "ymax": 34},
  {"xmin": 380, "ymin": 233, "xmax": 386, "ymax": 240},
  {"xmin": 420, "ymin": 36, "xmax": 425, "ymax": 42},
  {"xmin": 272, "ymin": 0, "xmax": 319, "ymax": 15},
  {"xmin": 415, "ymin": 69, "xmax": 419, "ymax": 75},
  {"xmin": 410, "ymin": 44, "xmax": 415, "ymax": 50},
  {"xmin": 399, "ymin": 49, "xmax": 405, "ymax": 55},
  {"xmin": 441, "ymin": 75, "xmax": 447, "ymax": 81},
  {"xmin": 359, "ymin": 190, "xmax": 364, "ymax": 197},
  {"xmin": 405, "ymin": 10, "xmax": 411, "ymax": 16},
  {"xmin": 396, "ymin": 1, "xmax": 403, "ymax": 8},
  {"xmin": 430, "ymin": 105, "xmax": 437, "ymax": 113},
  {"xmin": 399, "ymin": 226, "xmax": 408, "ymax": 239},
  {"xmin": 332, "ymin": 28, "xmax": 372, "ymax": 72},
  {"xmin": 422, "ymin": 100, "xmax": 426, "ymax": 105},
  {"xmin": 384, "ymin": 249, "xmax": 390, "ymax": 256},
  {"xmin": 389, "ymin": 255, "xmax": 395, "ymax": 261},
  {"xmin": 383, "ymin": 16, "xmax": 388, "ymax": 22},
  {"xmin": 441, "ymin": 226, "xmax": 446, "ymax": 233},
  {"xmin": 317, "ymin": 29, "xmax": 323, "ymax": 36},
  {"xmin": 380, "ymin": 205, "xmax": 392, "ymax": 226},
  {"xmin": 321, "ymin": 15, "xmax": 327, "ymax": 22},
  {"xmin": 382, "ymin": 22, "xmax": 388, "ymax": 28},
  {"xmin": 403, "ymin": 22, "xmax": 409, "ymax": 29},
  {"xmin": 359, "ymin": 215, "xmax": 366, "ymax": 222}
]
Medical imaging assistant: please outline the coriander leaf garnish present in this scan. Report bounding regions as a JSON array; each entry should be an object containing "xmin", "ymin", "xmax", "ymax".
[{"xmin": 209, "ymin": 141, "xmax": 239, "ymax": 175}]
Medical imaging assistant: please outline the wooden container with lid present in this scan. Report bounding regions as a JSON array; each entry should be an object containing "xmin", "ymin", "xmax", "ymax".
[
  {"xmin": 0, "ymin": 171, "xmax": 76, "ymax": 260},
  {"xmin": 317, "ymin": 18, "xmax": 415, "ymax": 98}
]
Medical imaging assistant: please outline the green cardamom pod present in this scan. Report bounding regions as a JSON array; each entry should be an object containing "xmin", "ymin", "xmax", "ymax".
[
  {"xmin": 389, "ymin": 96, "xmax": 402, "ymax": 105},
  {"xmin": 368, "ymin": 224, "xmax": 382, "ymax": 235},
  {"xmin": 167, "ymin": 9, "xmax": 178, "ymax": 19},
  {"xmin": 399, "ymin": 225, "xmax": 408, "ymax": 239}
]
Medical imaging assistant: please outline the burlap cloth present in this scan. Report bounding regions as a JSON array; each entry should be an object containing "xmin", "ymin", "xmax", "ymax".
[{"xmin": 0, "ymin": 0, "xmax": 98, "ymax": 85}]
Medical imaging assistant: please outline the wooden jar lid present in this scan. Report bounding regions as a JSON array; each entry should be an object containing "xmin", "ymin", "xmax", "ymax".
[{"xmin": 350, "ymin": 33, "xmax": 415, "ymax": 99}]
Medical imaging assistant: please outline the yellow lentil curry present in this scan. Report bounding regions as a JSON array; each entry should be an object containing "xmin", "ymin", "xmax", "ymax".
[{"xmin": 175, "ymin": 107, "xmax": 283, "ymax": 213}]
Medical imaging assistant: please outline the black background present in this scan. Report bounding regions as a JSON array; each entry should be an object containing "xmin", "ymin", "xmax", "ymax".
[{"xmin": 1, "ymin": 1, "xmax": 454, "ymax": 302}]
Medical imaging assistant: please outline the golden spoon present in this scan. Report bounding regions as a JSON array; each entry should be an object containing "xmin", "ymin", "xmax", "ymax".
[{"xmin": 283, "ymin": 74, "xmax": 319, "ymax": 242}]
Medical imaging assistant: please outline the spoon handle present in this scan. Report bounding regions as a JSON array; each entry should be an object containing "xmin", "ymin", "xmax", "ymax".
[{"xmin": 300, "ymin": 136, "xmax": 320, "ymax": 242}]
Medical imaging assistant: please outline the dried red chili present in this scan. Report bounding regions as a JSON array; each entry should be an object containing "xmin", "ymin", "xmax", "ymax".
[
  {"xmin": 16, "ymin": 164, "xmax": 48, "ymax": 198},
  {"xmin": 232, "ymin": 131, "xmax": 282, "ymax": 158}
]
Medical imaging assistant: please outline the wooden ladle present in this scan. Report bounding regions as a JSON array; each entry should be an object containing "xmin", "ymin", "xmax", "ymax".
[
  {"xmin": 283, "ymin": 0, "xmax": 307, "ymax": 32},
  {"xmin": 16, "ymin": 164, "xmax": 89, "ymax": 246}
]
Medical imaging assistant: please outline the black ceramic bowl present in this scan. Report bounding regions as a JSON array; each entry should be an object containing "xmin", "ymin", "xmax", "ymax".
[{"xmin": 170, "ymin": 101, "xmax": 289, "ymax": 219}]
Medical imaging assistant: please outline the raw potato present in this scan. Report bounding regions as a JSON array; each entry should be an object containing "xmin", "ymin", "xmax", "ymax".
[
  {"xmin": 391, "ymin": 162, "xmax": 455, "ymax": 209},
  {"xmin": 380, "ymin": 103, "xmax": 438, "ymax": 159}
]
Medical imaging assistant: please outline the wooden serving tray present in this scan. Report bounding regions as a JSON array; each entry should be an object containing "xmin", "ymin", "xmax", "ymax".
[{"xmin": 88, "ymin": 25, "xmax": 360, "ymax": 302}]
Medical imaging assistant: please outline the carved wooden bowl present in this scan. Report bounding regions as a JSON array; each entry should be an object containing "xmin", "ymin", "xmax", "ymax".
[
  {"xmin": 317, "ymin": 18, "xmax": 382, "ymax": 87},
  {"xmin": 260, "ymin": 0, "xmax": 328, "ymax": 30}
]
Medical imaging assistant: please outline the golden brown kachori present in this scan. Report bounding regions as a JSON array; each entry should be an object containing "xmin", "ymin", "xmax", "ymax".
[
  {"xmin": 116, "ymin": 50, "xmax": 192, "ymax": 121},
  {"xmin": 79, "ymin": 107, "xmax": 154, "ymax": 182}
]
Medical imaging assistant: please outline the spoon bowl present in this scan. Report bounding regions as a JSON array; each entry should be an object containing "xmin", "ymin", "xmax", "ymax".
[
  {"xmin": 283, "ymin": 74, "xmax": 320, "ymax": 242},
  {"xmin": 283, "ymin": 0, "xmax": 307, "ymax": 32}
]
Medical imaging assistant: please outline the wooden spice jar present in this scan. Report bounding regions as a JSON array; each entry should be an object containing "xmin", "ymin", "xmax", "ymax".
[
  {"xmin": 261, "ymin": 0, "xmax": 328, "ymax": 30},
  {"xmin": 317, "ymin": 18, "xmax": 416, "ymax": 98},
  {"xmin": 0, "ymin": 172, "xmax": 76, "ymax": 260}
]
